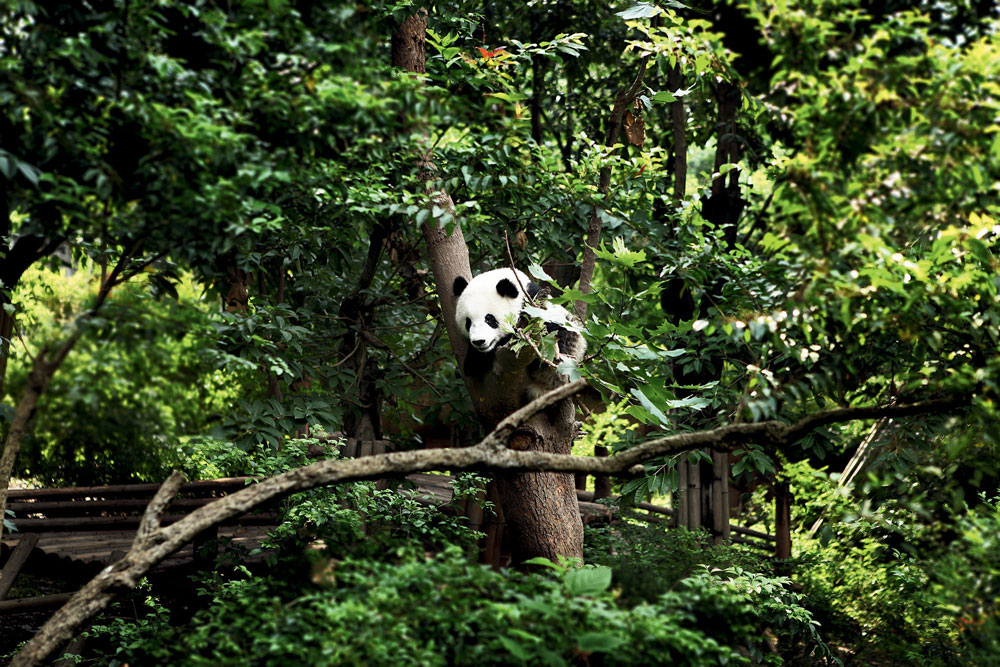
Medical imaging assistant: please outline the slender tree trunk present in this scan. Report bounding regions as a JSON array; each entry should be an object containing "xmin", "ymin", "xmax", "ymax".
[
  {"xmin": 392, "ymin": 9, "xmax": 583, "ymax": 562},
  {"xmin": 340, "ymin": 221, "xmax": 393, "ymax": 443},
  {"xmin": 0, "ymin": 245, "xmax": 142, "ymax": 551},
  {"xmin": 0, "ymin": 328, "xmax": 88, "ymax": 553},
  {"xmin": 530, "ymin": 55, "xmax": 545, "ymax": 146},
  {"xmin": 217, "ymin": 254, "xmax": 250, "ymax": 313},
  {"xmin": 666, "ymin": 82, "xmax": 743, "ymax": 536},
  {"xmin": 0, "ymin": 299, "xmax": 13, "ymax": 399},
  {"xmin": 774, "ymin": 477, "xmax": 792, "ymax": 559}
]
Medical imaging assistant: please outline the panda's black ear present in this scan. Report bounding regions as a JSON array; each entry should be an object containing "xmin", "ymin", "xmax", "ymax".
[
  {"xmin": 453, "ymin": 276, "xmax": 468, "ymax": 297},
  {"xmin": 526, "ymin": 281, "xmax": 542, "ymax": 300},
  {"xmin": 496, "ymin": 278, "xmax": 519, "ymax": 299}
]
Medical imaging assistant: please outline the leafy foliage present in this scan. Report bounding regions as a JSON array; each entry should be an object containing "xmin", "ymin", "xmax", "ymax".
[
  {"xmin": 7, "ymin": 266, "xmax": 229, "ymax": 484},
  {"xmin": 585, "ymin": 521, "xmax": 767, "ymax": 606},
  {"xmin": 87, "ymin": 545, "xmax": 829, "ymax": 666},
  {"xmin": 3, "ymin": 0, "xmax": 999, "ymax": 663}
]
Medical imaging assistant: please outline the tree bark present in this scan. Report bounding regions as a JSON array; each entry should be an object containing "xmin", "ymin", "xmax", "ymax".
[
  {"xmin": 1, "ymin": 336, "xmax": 85, "ymax": 552},
  {"xmin": 774, "ymin": 478, "xmax": 792, "ymax": 559},
  {"xmin": 531, "ymin": 55, "xmax": 545, "ymax": 146},
  {"xmin": 392, "ymin": 9, "xmax": 583, "ymax": 562},
  {"xmin": 702, "ymin": 82, "xmax": 745, "ymax": 248},
  {"xmin": 670, "ymin": 81, "xmax": 744, "ymax": 534}
]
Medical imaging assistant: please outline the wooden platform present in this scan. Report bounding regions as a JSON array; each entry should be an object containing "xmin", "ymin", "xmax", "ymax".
[
  {"xmin": 4, "ymin": 474, "xmax": 458, "ymax": 576},
  {"xmin": 2, "ymin": 525, "xmax": 272, "ymax": 576}
]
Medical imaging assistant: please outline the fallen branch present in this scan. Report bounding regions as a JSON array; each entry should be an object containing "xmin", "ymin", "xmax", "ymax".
[{"xmin": 12, "ymin": 388, "xmax": 969, "ymax": 666}]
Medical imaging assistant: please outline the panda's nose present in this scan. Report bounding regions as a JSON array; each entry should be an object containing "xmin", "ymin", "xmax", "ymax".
[{"xmin": 472, "ymin": 339, "xmax": 486, "ymax": 348}]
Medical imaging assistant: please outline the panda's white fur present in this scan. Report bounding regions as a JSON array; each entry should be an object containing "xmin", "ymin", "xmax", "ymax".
[{"xmin": 452, "ymin": 268, "xmax": 586, "ymax": 393}]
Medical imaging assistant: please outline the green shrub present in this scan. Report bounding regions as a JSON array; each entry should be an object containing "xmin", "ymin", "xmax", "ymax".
[
  {"xmin": 181, "ymin": 438, "xmax": 485, "ymax": 558},
  {"xmin": 795, "ymin": 496, "xmax": 1000, "ymax": 664},
  {"xmin": 585, "ymin": 520, "xmax": 766, "ymax": 605},
  {"xmin": 89, "ymin": 547, "xmax": 830, "ymax": 666}
]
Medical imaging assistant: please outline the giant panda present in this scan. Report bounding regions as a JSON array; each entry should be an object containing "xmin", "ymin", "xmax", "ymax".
[{"xmin": 452, "ymin": 268, "xmax": 586, "ymax": 399}]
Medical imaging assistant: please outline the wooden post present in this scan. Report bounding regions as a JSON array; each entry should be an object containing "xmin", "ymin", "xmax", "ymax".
[
  {"xmin": 686, "ymin": 458, "xmax": 701, "ymax": 529},
  {"xmin": 593, "ymin": 446, "xmax": 612, "ymax": 500},
  {"xmin": 676, "ymin": 461, "xmax": 689, "ymax": 528},
  {"xmin": 774, "ymin": 478, "xmax": 792, "ymax": 559},
  {"xmin": 462, "ymin": 487, "xmax": 486, "ymax": 533},
  {"xmin": 700, "ymin": 455, "xmax": 713, "ymax": 530},
  {"xmin": 372, "ymin": 441, "xmax": 390, "ymax": 490},
  {"xmin": 0, "ymin": 533, "xmax": 39, "ymax": 600},
  {"xmin": 479, "ymin": 481, "xmax": 506, "ymax": 567},
  {"xmin": 0, "ymin": 592, "xmax": 74, "ymax": 613},
  {"xmin": 711, "ymin": 450, "xmax": 730, "ymax": 544}
]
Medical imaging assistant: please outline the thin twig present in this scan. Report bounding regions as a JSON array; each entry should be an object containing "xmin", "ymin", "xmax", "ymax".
[
  {"xmin": 503, "ymin": 230, "xmax": 534, "ymax": 305},
  {"xmin": 580, "ymin": 333, "xmax": 618, "ymax": 365}
]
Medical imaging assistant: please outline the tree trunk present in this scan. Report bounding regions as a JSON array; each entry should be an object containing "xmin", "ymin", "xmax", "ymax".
[
  {"xmin": 392, "ymin": 8, "xmax": 582, "ymax": 562},
  {"xmin": 217, "ymin": 254, "xmax": 250, "ymax": 313},
  {"xmin": 0, "ymin": 335, "xmax": 84, "ymax": 551},
  {"xmin": 575, "ymin": 57, "xmax": 649, "ymax": 320},
  {"xmin": 774, "ymin": 478, "xmax": 792, "ymax": 559},
  {"xmin": 340, "ymin": 222, "xmax": 393, "ymax": 443},
  {"xmin": 0, "ymin": 298, "xmax": 13, "ymax": 399}
]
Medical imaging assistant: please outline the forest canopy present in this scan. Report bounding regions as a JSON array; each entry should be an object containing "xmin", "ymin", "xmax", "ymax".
[{"xmin": 1, "ymin": 0, "xmax": 999, "ymax": 664}]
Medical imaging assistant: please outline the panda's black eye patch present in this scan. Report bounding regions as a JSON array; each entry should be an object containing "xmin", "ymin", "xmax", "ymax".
[
  {"xmin": 485, "ymin": 314, "xmax": 499, "ymax": 328},
  {"xmin": 465, "ymin": 317, "xmax": 472, "ymax": 331}
]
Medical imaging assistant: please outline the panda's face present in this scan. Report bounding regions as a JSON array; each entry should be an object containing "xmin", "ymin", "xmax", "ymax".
[{"xmin": 453, "ymin": 269, "xmax": 529, "ymax": 353}]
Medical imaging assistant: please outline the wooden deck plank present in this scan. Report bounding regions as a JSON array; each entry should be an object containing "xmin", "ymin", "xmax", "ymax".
[{"xmin": 7, "ymin": 477, "xmax": 256, "ymax": 501}]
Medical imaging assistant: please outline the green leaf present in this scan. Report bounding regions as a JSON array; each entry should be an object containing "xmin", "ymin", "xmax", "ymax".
[
  {"xmin": 967, "ymin": 238, "xmax": 994, "ymax": 267},
  {"xmin": 616, "ymin": 3, "xmax": 662, "ymax": 20},
  {"xmin": 522, "ymin": 556, "xmax": 561, "ymax": 571},
  {"xmin": 498, "ymin": 635, "xmax": 531, "ymax": 661},
  {"xmin": 630, "ymin": 387, "xmax": 670, "ymax": 427},
  {"xmin": 564, "ymin": 566, "xmax": 612, "ymax": 596},
  {"xmin": 527, "ymin": 263, "xmax": 553, "ymax": 285},
  {"xmin": 16, "ymin": 160, "xmax": 41, "ymax": 185},
  {"xmin": 576, "ymin": 632, "xmax": 627, "ymax": 653},
  {"xmin": 663, "ymin": 395, "xmax": 709, "ymax": 410}
]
